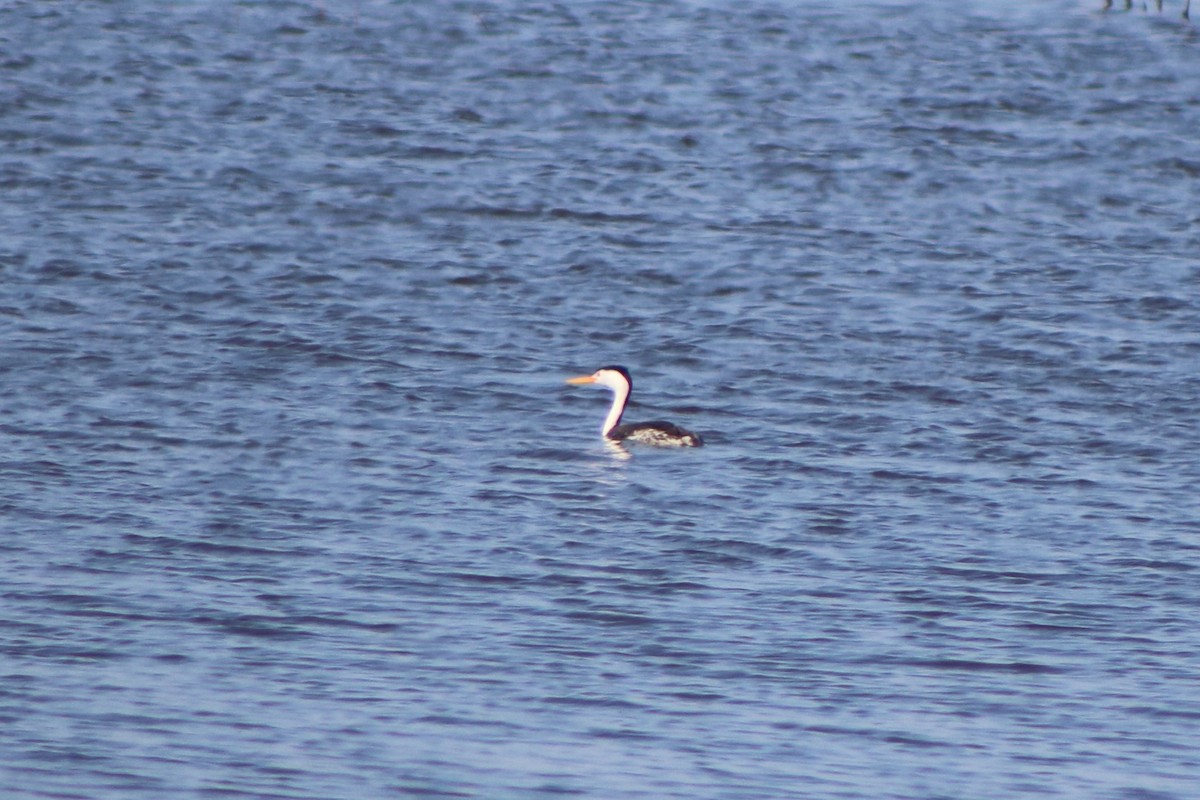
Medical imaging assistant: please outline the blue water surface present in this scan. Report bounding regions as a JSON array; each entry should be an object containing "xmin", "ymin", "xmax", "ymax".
[{"xmin": 2, "ymin": 1, "xmax": 1199, "ymax": 798}]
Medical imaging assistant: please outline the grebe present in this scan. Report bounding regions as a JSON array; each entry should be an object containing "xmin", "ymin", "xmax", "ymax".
[{"xmin": 565, "ymin": 365, "xmax": 703, "ymax": 447}]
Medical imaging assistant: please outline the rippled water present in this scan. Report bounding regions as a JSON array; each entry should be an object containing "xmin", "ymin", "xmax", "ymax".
[{"xmin": 3, "ymin": 1, "xmax": 1199, "ymax": 798}]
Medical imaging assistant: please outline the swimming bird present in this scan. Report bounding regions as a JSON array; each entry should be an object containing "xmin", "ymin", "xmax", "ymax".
[{"xmin": 565, "ymin": 365, "xmax": 703, "ymax": 447}]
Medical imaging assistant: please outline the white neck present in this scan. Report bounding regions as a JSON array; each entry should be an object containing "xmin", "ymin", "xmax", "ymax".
[{"xmin": 601, "ymin": 381, "xmax": 629, "ymax": 437}]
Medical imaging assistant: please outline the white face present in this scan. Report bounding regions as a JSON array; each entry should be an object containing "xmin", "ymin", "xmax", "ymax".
[
  {"xmin": 591, "ymin": 369, "xmax": 628, "ymax": 391},
  {"xmin": 566, "ymin": 368, "xmax": 630, "ymax": 395}
]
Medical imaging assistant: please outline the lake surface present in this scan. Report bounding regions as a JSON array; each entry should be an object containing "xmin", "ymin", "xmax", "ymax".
[{"xmin": 2, "ymin": 1, "xmax": 1199, "ymax": 798}]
